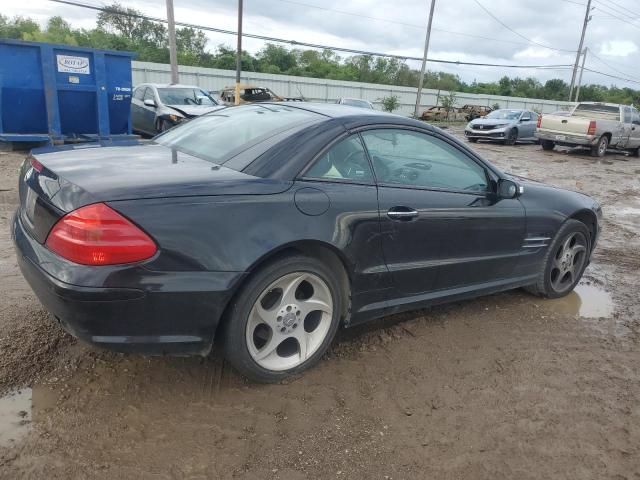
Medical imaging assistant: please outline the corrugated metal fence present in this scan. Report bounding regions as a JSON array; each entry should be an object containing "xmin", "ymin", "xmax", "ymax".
[{"xmin": 132, "ymin": 61, "xmax": 575, "ymax": 116}]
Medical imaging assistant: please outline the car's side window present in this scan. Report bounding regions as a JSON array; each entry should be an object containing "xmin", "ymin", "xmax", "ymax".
[
  {"xmin": 304, "ymin": 135, "xmax": 374, "ymax": 183},
  {"xmin": 623, "ymin": 107, "xmax": 633, "ymax": 124},
  {"xmin": 521, "ymin": 112, "xmax": 531, "ymax": 121},
  {"xmin": 361, "ymin": 129, "xmax": 489, "ymax": 192}
]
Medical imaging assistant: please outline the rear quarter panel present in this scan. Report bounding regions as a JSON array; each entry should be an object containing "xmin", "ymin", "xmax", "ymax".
[{"xmin": 109, "ymin": 181, "xmax": 389, "ymax": 319}]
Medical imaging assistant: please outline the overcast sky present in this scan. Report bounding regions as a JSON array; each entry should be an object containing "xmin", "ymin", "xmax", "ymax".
[{"xmin": 7, "ymin": 0, "xmax": 640, "ymax": 88}]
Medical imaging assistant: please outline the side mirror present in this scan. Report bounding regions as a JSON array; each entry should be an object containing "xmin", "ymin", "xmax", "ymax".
[
  {"xmin": 143, "ymin": 98, "xmax": 156, "ymax": 108},
  {"xmin": 497, "ymin": 179, "xmax": 520, "ymax": 199}
]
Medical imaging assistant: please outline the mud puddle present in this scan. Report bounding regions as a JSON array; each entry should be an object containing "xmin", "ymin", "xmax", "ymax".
[
  {"xmin": 0, "ymin": 388, "xmax": 32, "ymax": 448},
  {"xmin": 542, "ymin": 283, "xmax": 614, "ymax": 319}
]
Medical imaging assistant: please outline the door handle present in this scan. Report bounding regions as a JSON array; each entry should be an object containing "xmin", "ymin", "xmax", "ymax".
[{"xmin": 387, "ymin": 207, "xmax": 418, "ymax": 220}]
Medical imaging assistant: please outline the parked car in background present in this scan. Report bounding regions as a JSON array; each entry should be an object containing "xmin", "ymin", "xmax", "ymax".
[
  {"xmin": 465, "ymin": 109, "xmax": 539, "ymax": 145},
  {"xmin": 536, "ymin": 102, "xmax": 640, "ymax": 157},
  {"xmin": 461, "ymin": 104, "xmax": 493, "ymax": 121},
  {"xmin": 219, "ymin": 84, "xmax": 303, "ymax": 105},
  {"xmin": 421, "ymin": 106, "xmax": 462, "ymax": 121},
  {"xmin": 335, "ymin": 97, "xmax": 374, "ymax": 109},
  {"xmin": 132, "ymin": 83, "xmax": 222, "ymax": 136},
  {"xmin": 14, "ymin": 103, "xmax": 601, "ymax": 382}
]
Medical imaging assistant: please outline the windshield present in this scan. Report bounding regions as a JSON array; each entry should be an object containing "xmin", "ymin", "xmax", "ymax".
[
  {"xmin": 157, "ymin": 88, "xmax": 217, "ymax": 106},
  {"xmin": 154, "ymin": 104, "xmax": 321, "ymax": 165},
  {"xmin": 342, "ymin": 99, "xmax": 372, "ymax": 109},
  {"xmin": 485, "ymin": 109, "xmax": 522, "ymax": 120}
]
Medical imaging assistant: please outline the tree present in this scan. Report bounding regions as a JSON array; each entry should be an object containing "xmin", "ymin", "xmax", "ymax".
[
  {"xmin": 1, "ymin": 11, "xmax": 638, "ymax": 106},
  {"xmin": 380, "ymin": 95, "xmax": 400, "ymax": 113},
  {"xmin": 256, "ymin": 44, "xmax": 297, "ymax": 73},
  {"xmin": 440, "ymin": 91, "xmax": 458, "ymax": 119}
]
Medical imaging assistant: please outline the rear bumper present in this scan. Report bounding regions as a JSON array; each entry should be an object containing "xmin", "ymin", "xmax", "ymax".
[
  {"xmin": 12, "ymin": 212, "xmax": 243, "ymax": 355},
  {"xmin": 535, "ymin": 130, "xmax": 597, "ymax": 146}
]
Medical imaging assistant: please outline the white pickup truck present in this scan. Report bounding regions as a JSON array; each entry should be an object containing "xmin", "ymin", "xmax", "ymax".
[{"xmin": 535, "ymin": 102, "xmax": 640, "ymax": 157}]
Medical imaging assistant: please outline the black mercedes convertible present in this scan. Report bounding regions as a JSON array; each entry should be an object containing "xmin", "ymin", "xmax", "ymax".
[{"xmin": 13, "ymin": 103, "xmax": 601, "ymax": 382}]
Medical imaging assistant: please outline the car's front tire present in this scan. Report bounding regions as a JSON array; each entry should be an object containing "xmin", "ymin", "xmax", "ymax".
[
  {"xmin": 222, "ymin": 255, "xmax": 343, "ymax": 383},
  {"xmin": 525, "ymin": 219, "xmax": 591, "ymax": 299},
  {"xmin": 467, "ymin": 137, "xmax": 478, "ymax": 143},
  {"xmin": 504, "ymin": 128, "xmax": 518, "ymax": 145}
]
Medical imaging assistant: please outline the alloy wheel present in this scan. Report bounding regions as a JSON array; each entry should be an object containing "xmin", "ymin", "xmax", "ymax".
[
  {"xmin": 245, "ymin": 272, "xmax": 334, "ymax": 371},
  {"xmin": 549, "ymin": 231, "xmax": 587, "ymax": 293}
]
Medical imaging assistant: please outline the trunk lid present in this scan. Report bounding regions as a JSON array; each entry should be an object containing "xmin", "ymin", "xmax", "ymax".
[{"xmin": 19, "ymin": 141, "xmax": 290, "ymax": 243}]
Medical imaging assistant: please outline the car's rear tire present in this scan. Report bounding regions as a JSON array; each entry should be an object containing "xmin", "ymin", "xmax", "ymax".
[
  {"xmin": 629, "ymin": 147, "xmax": 640, "ymax": 158},
  {"xmin": 525, "ymin": 219, "xmax": 591, "ymax": 299},
  {"xmin": 541, "ymin": 140, "xmax": 555, "ymax": 151},
  {"xmin": 590, "ymin": 135, "xmax": 608, "ymax": 157},
  {"xmin": 222, "ymin": 255, "xmax": 343, "ymax": 383}
]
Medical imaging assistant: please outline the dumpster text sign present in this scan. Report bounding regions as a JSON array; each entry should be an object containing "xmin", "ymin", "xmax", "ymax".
[{"xmin": 56, "ymin": 55, "xmax": 90, "ymax": 74}]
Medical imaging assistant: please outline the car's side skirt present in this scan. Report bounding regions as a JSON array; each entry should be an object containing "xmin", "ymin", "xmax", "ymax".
[{"xmin": 349, "ymin": 273, "xmax": 539, "ymax": 326}]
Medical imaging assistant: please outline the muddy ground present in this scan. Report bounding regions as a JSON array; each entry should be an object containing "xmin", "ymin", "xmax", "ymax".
[{"xmin": 0, "ymin": 129, "xmax": 639, "ymax": 479}]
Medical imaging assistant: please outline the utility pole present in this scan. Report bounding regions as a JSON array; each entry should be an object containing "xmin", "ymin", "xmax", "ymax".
[
  {"xmin": 235, "ymin": 0, "xmax": 244, "ymax": 106},
  {"xmin": 568, "ymin": 0, "xmax": 592, "ymax": 101},
  {"xmin": 574, "ymin": 47, "xmax": 588, "ymax": 102},
  {"xmin": 165, "ymin": 0, "xmax": 179, "ymax": 84},
  {"xmin": 414, "ymin": 0, "xmax": 437, "ymax": 118}
]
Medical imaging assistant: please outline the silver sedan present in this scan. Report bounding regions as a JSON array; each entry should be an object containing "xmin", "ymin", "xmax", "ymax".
[{"xmin": 464, "ymin": 109, "xmax": 539, "ymax": 145}]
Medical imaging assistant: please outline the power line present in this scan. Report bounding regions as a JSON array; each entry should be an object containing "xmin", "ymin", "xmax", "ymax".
[
  {"xmin": 49, "ymin": 0, "xmax": 575, "ymax": 70},
  {"xmin": 595, "ymin": 0, "xmax": 640, "ymax": 18},
  {"xmin": 471, "ymin": 0, "xmax": 576, "ymax": 53},
  {"xmin": 267, "ymin": 0, "xmax": 569, "ymax": 49},
  {"xmin": 587, "ymin": 49, "xmax": 640, "ymax": 83},
  {"xmin": 591, "ymin": 3, "xmax": 640, "ymax": 29},
  {"xmin": 582, "ymin": 66, "xmax": 640, "ymax": 85}
]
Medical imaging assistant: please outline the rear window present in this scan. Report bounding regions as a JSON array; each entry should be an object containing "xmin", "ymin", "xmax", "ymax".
[
  {"xmin": 154, "ymin": 104, "xmax": 322, "ymax": 165},
  {"xmin": 573, "ymin": 103, "xmax": 620, "ymax": 120}
]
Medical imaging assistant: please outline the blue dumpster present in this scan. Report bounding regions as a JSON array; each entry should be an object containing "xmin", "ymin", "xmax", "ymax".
[{"xmin": 0, "ymin": 39, "xmax": 136, "ymax": 146}]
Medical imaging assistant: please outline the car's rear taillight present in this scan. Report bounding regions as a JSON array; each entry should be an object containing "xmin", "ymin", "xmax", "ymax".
[
  {"xmin": 30, "ymin": 157, "xmax": 44, "ymax": 173},
  {"xmin": 45, "ymin": 203, "xmax": 157, "ymax": 266},
  {"xmin": 587, "ymin": 120, "xmax": 597, "ymax": 136},
  {"xmin": 536, "ymin": 115, "xmax": 542, "ymax": 128}
]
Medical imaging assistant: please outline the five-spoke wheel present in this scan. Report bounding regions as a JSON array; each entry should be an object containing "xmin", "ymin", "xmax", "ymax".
[
  {"xmin": 549, "ymin": 231, "xmax": 587, "ymax": 294},
  {"xmin": 525, "ymin": 219, "xmax": 591, "ymax": 298},
  {"xmin": 223, "ymin": 255, "xmax": 342, "ymax": 382},
  {"xmin": 246, "ymin": 272, "xmax": 333, "ymax": 371}
]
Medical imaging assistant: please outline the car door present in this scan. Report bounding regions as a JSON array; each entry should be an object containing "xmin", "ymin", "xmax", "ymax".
[
  {"xmin": 619, "ymin": 106, "xmax": 634, "ymax": 148},
  {"xmin": 630, "ymin": 108, "xmax": 640, "ymax": 148},
  {"xmin": 360, "ymin": 127, "xmax": 526, "ymax": 296},
  {"xmin": 131, "ymin": 87, "xmax": 146, "ymax": 133},
  {"xmin": 298, "ymin": 133, "xmax": 391, "ymax": 321},
  {"xmin": 518, "ymin": 111, "xmax": 536, "ymax": 139}
]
